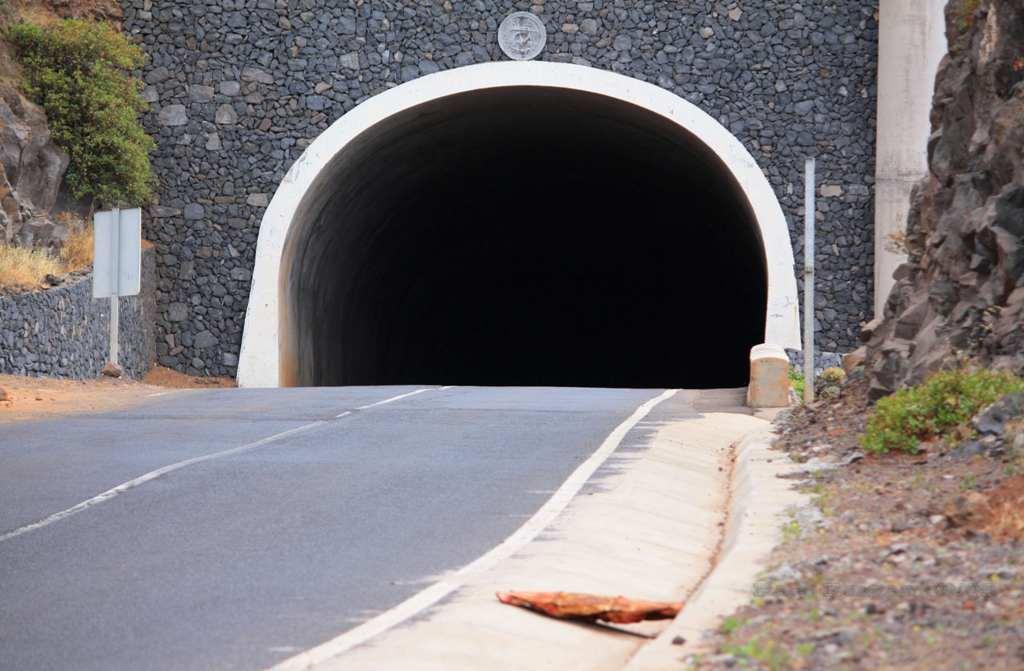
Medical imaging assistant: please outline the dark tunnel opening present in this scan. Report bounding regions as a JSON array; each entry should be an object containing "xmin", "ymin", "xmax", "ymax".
[{"xmin": 283, "ymin": 87, "xmax": 768, "ymax": 389}]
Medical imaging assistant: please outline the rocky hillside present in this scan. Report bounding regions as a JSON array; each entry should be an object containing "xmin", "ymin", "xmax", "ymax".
[
  {"xmin": 866, "ymin": 0, "xmax": 1024, "ymax": 399},
  {"xmin": 0, "ymin": 4, "xmax": 67, "ymax": 248},
  {"xmin": 0, "ymin": 83, "xmax": 68, "ymax": 248},
  {"xmin": 0, "ymin": 0, "xmax": 131, "ymax": 253}
]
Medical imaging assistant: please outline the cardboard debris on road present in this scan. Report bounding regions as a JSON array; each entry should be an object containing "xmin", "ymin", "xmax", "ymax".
[{"xmin": 496, "ymin": 591, "xmax": 682, "ymax": 624}]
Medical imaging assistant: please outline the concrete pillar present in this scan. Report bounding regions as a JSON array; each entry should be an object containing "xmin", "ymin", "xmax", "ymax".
[{"xmin": 874, "ymin": 0, "xmax": 947, "ymax": 317}]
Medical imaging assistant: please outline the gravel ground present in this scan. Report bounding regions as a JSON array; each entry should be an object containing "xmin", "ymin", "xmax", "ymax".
[
  {"xmin": 0, "ymin": 367, "xmax": 234, "ymax": 423},
  {"xmin": 687, "ymin": 378, "xmax": 1024, "ymax": 671}
]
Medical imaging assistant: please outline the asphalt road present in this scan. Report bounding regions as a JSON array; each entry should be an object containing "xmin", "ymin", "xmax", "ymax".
[{"xmin": 0, "ymin": 385, "xmax": 667, "ymax": 670}]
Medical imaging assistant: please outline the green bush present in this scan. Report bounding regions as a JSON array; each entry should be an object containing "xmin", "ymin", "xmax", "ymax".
[
  {"xmin": 957, "ymin": 0, "xmax": 981, "ymax": 31},
  {"xmin": 789, "ymin": 367, "xmax": 805, "ymax": 400},
  {"xmin": 862, "ymin": 369, "xmax": 1024, "ymax": 454},
  {"xmin": 819, "ymin": 366, "xmax": 847, "ymax": 386},
  {"xmin": 9, "ymin": 19, "xmax": 155, "ymax": 207}
]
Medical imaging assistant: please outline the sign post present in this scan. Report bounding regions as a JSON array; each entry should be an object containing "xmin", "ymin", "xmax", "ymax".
[
  {"xmin": 803, "ymin": 158, "xmax": 816, "ymax": 404},
  {"xmin": 93, "ymin": 208, "xmax": 142, "ymax": 372}
]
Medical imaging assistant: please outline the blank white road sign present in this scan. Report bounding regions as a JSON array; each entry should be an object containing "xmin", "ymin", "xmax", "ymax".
[{"xmin": 93, "ymin": 208, "xmax": 142, "ymax": 298}]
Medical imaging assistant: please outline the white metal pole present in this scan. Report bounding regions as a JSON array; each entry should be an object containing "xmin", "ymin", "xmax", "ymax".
[
  {"xmin": 110, "ymin": 295, "xmax": 120, "ymax": 367},
  {"xmin": 803, "ymin": 158, "xmax": 816, "ymax": 404},
  {"xmin": 110, "ymin": 207, "xmax": 120, "ymax": 368}
]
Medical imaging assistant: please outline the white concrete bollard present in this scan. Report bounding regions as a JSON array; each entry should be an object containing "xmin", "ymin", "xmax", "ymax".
[{"xmin": 747, "ymin": 343, "xmax": 791, "ymax": 408}]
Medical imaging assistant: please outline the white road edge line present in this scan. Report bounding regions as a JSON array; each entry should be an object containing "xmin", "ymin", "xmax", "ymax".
[
  {"xmin": 0, "ymin": 387, "xmax": 445, "ymax": 543},
  {"xmin": 268, "ymin": 388, "xmax": 679, "ymax": 671}
]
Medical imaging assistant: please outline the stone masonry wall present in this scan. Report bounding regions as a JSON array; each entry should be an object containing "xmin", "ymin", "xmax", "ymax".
[
  {"xmin": 123, "ymin": 1, "xmax": 880, "ymax": 377},
  {"xmin": 0, "ymin": 248, "xmax": 157, "ymax": 379}
]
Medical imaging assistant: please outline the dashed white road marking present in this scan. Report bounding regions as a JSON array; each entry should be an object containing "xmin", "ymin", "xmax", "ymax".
[
  {"xmin": 0, "ymin": 422, "xmax": 324, "ymax": 543},
  {"xmin": 355, "ymin": 387, "xmax": 439, "ymax": 410},
  {"xmin": 268, "ymin": 388, "xmax": 678, "ymax": 671},
  {"xmin": 0, "ymin": 387, "xmax": 446, "ymax": 543}
]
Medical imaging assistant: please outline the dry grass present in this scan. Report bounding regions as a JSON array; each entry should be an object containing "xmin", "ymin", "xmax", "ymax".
[
  {"xmin": 885, "ymin": 229, "xmax": 909, "ymax": 255},
  {"xmin": 0, "ymin": 224, "xmax": 94, "ymax": 291},
  {"xmin": 59, "ymin": 225, "xmax": 93, "ymax": 271},
  {"xmin": 7, "ymin": 1, "xmax": 66, "ymax": 26},
  {"xmin": 977, "ymin": 475, "xmax": 1024, "ymax": 542},
  {"xmin": 0, "ymin": 244, "xmax": 63, "ymax": 290},
  {"xmin": 10, "ymin": 0, "xmax": 121, "ymax": 19},
  {"xmin": 985, "ymin": 500, "xmax": 1024, "ymax": 541}
]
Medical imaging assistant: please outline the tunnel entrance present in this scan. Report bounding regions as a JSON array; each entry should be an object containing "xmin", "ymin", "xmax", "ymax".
[
  {"xmin": 287, "ymin": 87, "xmax": 766, "ymax": 389},
  {"xmin": 238, "ymin": 63, "xmax": 800, "ymax": 389}
]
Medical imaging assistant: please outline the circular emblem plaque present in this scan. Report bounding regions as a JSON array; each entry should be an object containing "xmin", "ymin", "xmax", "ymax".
[{"xmin": 498, "ymin": 12, "xmax": 547, "ymax": 61}]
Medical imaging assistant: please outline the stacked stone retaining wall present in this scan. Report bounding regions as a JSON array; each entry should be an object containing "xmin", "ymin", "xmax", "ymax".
[{"xmin": 0, "ymin": 248, "xmax": 157, "ymax": 379}]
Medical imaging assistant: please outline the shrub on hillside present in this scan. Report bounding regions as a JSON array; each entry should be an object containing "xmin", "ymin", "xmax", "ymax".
[
  {"xmin": 956, "ymin": 0, "xmax": 982, "ymax": 32},
  {"xmin": 9, "ymin": 19, "xmax": 154, "ymax": 207},
  {"xmin": 788, "ymin": 367, "xmax": 805, "ymax": 400},
  {"xmin": 862, "ymin": 369, "xmax": 1024, "ymax": 454},
  {"xmin": 819, "ymin": 367, "xmax": 847, "ymax": 386}
]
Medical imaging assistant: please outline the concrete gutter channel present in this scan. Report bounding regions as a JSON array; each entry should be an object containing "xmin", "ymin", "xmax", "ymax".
[
  {"xmin": 625, "ymin": 422, "xmax": 808, "ymax": 669},
  {"xmin": 278, "ymin": 390, "xmax": 807, "ymax": 670}
]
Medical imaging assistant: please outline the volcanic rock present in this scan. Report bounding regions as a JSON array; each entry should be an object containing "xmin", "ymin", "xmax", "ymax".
[{"xmin": 867, "ymin": 2, "xmax": 1024, "ymax": 397}]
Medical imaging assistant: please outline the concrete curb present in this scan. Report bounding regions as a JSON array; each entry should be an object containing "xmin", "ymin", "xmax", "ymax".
[{"xmin": 624, "ymin": 425, "xmax": 809, "ymax": 670}]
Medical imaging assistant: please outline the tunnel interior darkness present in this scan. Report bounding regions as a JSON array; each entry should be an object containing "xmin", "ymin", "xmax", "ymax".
[{"xmin": 282, "ymin": 87, "xmax": 768, "ymax": 389}]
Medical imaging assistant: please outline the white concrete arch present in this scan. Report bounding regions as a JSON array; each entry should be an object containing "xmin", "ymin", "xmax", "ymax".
[{"xmin": 238, "ymin": 61, "xmax": 800, "ymax": 388}]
